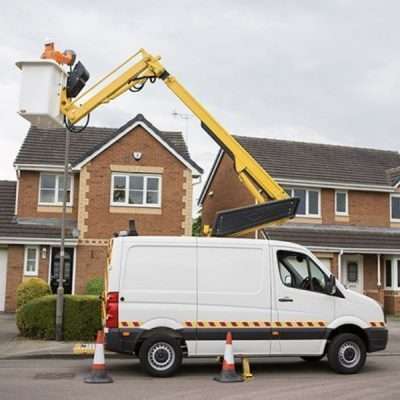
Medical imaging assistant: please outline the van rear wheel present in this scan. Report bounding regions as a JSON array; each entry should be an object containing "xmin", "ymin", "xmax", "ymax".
[
  {"xmin": 139, "ymin": 336, "xmax": 182, "ymax": 377},
  {"xmin": 327, "ymin": 333, "xmax": 366, "ymax": 374}
]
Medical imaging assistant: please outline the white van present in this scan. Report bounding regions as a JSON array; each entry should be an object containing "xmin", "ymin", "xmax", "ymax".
[{"xmin": 104, "ymin": 236, "xmax": 387, "ymax": 377}]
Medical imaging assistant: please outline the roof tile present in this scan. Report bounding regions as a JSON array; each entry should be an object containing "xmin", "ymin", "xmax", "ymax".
[
  {"xmin": 15, "ymin": 114, "xmax": 203, "ymax": 174},
  {"xmin": 235, "ymin": 136, "xmax": 400, "ymax": 186}
]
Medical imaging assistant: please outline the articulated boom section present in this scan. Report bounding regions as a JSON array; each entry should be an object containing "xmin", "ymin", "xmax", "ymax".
[{"xmin": 60, "ymin": 49, "xmax": 299, "ymax": 236}]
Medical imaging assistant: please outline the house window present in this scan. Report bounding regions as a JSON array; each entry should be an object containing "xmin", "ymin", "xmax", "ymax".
[
  {"xmin": 111, "ymin": 173, "xmax": 161, "ymax": 207},
  {"xmin": 284, "ymin": 188, "xmax": 320, "ymax": 217},
  {"xmin": 335, "ymin": 191, "xmax": 348, "ymax": 215},
  {"xmin": 24, "ymin": 246, "xmax": 39, "ymax": 276},
  {"xmin": 39, "ymin": 174, "xmax": 73, "ymax": 205},
  {"xmin": 385, "ymin": 257, "xmax": 400, "ymax": 289},
  {"xmin": 391, "ymin": 195, "xmax": 400, "ymax": 221},
  {"xmin": 347, "ymin": 262, "xmax": 358, "ymax": 283}
]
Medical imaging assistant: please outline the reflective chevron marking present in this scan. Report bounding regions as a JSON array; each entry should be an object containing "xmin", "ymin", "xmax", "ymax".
[{"xmin": 118, "ymin": 320, "xmax": 385, "ymax": 329}]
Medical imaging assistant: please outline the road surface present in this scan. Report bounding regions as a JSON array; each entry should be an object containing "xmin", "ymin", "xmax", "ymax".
[{"xmin": 0, "ymin": 355, "xmax": 399, "ymax": 400}]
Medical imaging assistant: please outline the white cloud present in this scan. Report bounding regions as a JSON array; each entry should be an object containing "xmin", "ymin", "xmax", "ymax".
[{"xmin": 1, "ymin": 0, "xmax": 400, "ymax": 189}]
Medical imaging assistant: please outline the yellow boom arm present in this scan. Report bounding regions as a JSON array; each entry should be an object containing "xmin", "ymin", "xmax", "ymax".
[{"xmin": 60, "ymin": 49, "xmax": 298, "ymax": 236}]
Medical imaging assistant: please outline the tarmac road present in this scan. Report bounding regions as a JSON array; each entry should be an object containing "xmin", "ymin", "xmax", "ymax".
[{"xmin": 1, "ymin": 355, "xmax": 399, "ymax": 400}]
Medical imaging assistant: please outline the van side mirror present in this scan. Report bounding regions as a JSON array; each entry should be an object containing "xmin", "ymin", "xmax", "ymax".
[{"xmin": 326, "ymin": 274, "xmax": 336, "ymax": 295}]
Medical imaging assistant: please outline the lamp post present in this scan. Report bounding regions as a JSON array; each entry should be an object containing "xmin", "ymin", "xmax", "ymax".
[{"xmin": 55, "ymin": 126, "xmax": 71, "ymax": 341}]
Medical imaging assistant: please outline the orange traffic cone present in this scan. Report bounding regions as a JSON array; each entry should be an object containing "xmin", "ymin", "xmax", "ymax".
[
  {"xmin": 214, "ymin": 331, "xmax": 243, "ymax": 383},
  {"xmin": 84, "ymin": 330, "xmax": 113, "ymax": 384}
]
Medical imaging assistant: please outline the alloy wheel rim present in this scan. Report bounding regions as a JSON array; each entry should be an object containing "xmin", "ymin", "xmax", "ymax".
[
  {"xmin": 148, "ymin": 342, "xmax": 175, "ymax": 371},
  {"xmin": 338, "ymin": 341, "xmax": 361, "ymax": 369}
]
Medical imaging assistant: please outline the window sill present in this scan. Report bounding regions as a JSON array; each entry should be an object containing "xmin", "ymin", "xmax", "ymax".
[
  {"xmin": 23, "ymin": 272, "xmax": 38, "ymax": 278},
  {"xmin": 288, "ymin": 216, "xmax": 322, "ymax": 224},
  {"xmin": 37, "ymin": 205, "xmax": 73, "ymax": 213},
  {"xmin": 335, "ymin": 215, "xmax": 349, "ymax": 223},
  {"xmin": 109, "ymin": 206, "xmax": 162, "ymax": 215}
]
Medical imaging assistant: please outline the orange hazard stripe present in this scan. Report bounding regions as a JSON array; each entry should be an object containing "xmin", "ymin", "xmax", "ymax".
[
  {"xmin": 183, "ymin": 321, "xmax": 327, "ymax": 328},
  {"xmin": 369, "ymin": 321, "xmax": 385, "ymax": 328}
]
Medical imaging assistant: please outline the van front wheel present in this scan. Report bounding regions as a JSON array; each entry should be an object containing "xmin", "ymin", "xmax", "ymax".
[
  {"xmin": 327, "ymin": 333, "xmax": 366, "ymax": 374},
  {"xmin": 139, "ymin": 336, "xmax": 183, "ymax": 377}
]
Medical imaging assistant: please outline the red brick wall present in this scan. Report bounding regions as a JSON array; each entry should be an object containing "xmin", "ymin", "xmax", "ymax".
[
  {"xmin": 17, "ymin": 171, "xmax": 79, "ymax": 220},
  {"xmin": 202, "ymin": 155, "xmax": 392, "ymax": 228},
  {"xmin": 202, "ymin": 153, "xmax": 252, "ymax": 228},
  {"xmin": 74, "ymin": 245, "xmax": 108, "ymax": 294},
  {"xmin": 5, "ymin": 245, "xmax": 50, "ymax": 312},
  {"xmin": 349, "ymin": 191, "xmax": 390, "ymax": 227},
  {"xmin": 363, "ymin": 254, "xmax": 385, "ymax": 305},
  {"xmin": 321, "ymin": 189, "xmax": 335, "ymax": 224},
  {"xmin": 5, "ymin": 245, "xmax": 24, "ymax": 311},
  {"xmin": 84, "ymin": 126, "xmax": 187, "ymax": 238}
]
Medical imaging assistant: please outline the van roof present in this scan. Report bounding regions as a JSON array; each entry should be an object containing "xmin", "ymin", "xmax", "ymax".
[{"xmin": 117, "ymin": 235, "xmax": 307, "ymax": 251}]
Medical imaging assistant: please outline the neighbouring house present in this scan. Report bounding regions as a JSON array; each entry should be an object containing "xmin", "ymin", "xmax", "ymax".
[
  {"xmin": 0, "ymin": 114, "xmax": 202, "ymax": 311},
  {"xmin": 199, "ymin": 136, "xmax": 400, "ymax": 314}
]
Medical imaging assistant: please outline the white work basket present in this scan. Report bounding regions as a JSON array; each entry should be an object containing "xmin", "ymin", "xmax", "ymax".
[{"xmin": 16, "ymin": 60, "xmax": 67, "ymax": 129}]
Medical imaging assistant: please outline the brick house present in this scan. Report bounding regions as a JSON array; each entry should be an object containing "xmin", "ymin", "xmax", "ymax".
[
  {"xmin": 0, "ymin": 114, "xmax": 202, "ymax": 311},
  {"xmin": 199, "ymin": 136, "xmax": 400, "ymax": 314}
]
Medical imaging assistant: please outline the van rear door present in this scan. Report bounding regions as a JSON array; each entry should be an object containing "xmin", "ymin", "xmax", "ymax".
[{"xmin": 118, "ymin": 237, "xmax": 197, "ymax": 332}]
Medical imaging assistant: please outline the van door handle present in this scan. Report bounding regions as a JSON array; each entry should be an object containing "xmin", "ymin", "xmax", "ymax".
[{"xmin": 278, "ymin": 296, "xmax": 293, "ymax": 302}]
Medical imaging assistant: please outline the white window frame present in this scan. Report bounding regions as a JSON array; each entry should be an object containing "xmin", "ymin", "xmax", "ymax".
[
  {"xmin": 390, "ymin": 194, "xmax": 400, "ymax": 222},
  {"xmin": 38, "ymin": 173, "xmax": 74, "ymax": 206},
  {"xmin": 384, "ymin": 256, "xmax": 400, "ymax": 289},
  {"xmin": 335, "ymin": 190, "xmax": 348, "ymax": 216},
  {"xmin": 285, "ymin": 187, "xmax": 321, "ymax": 217},
  {"xmin": 24, "ymin": 246, "xmax": 39, "ymax": 276},
  {"xmin": 110, "ymin": 173, "xmax": 162, "ymax": 208}
]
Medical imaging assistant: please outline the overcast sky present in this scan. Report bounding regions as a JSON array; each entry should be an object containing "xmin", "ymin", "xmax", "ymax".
[{"xmin": 1, "ymin": 1, "xmax": 400, "ymax": 211}]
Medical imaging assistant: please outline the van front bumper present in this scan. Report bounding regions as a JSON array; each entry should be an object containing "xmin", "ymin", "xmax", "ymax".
[{"xmin": 366, "ymin": 328, "xmax": 388, "ymax": 352}]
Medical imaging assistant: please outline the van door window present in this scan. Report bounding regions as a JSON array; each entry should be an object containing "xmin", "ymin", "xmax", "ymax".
[{"xmin": 277, "ymin": 251, "xmax": 328, "ymax": 293}]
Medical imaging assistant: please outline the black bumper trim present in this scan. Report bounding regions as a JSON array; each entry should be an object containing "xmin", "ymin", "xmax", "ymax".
[
  {"xmin": 366, "ymin": 328, "xmax": 388, "ymax": 353},
  {"xmin": 105, "ymin": 328, "xmax": 144, "ymax": 354}
]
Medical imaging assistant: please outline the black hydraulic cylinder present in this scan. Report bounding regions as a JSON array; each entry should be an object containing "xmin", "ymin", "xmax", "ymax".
[{"xmin": 212, "ymin": 197, "xmax": 299, "ymax": 237}]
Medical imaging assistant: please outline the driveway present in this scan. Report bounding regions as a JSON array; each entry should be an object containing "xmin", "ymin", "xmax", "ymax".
[{"xmin": 0, "ymin": 313, "xmax": 18, "ymax": 355}]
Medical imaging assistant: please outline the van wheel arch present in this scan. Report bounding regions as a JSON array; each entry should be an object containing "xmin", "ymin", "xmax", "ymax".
[
  {"xmin": 326, "ymin": 324, "xmax": 368, "ymax": 353},
  {"xmin": 134, "ymin": 327, "xmax": 186, "ymax": 356}
]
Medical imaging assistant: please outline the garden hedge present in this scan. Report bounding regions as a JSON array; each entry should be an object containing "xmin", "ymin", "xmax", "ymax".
[
  {"xmin": 16, "ymin": 278, "xmax": 51, "ymax": 309},
  {"xmin": 85, "ymin": 277, "xmax": 104, "ymax": 296},
  {"xmin": 16, "ymin": 295, "xmax": 102, "ymax": 341}
]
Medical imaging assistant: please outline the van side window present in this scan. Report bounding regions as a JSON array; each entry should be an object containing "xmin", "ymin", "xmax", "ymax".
[{"xmin": 277, "ymin": 251, "xmax": 327, "ymax": 293}]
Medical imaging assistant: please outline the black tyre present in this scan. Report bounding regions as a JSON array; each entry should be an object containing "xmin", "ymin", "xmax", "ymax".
[
  {"xmin": 139, "ymin": 336, "xmax": 183, "ymax": 377},
  {"xmin": 301, "ymin": 355, "xmax": 324, "ymax": 362},
  {"xmin": 327, "ymin": 333, "xmax": 366, "ymax": 374}
]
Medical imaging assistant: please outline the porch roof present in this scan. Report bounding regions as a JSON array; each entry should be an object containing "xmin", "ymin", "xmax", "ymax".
[{"xmin": 266, "ymin": 223, "xmax": 400, "ymax": 252}]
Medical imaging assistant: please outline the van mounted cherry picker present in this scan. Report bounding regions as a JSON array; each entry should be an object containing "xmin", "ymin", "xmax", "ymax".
[{"xmin": 16, "ymin": 43, "xmax": 299, "ymax": 237}]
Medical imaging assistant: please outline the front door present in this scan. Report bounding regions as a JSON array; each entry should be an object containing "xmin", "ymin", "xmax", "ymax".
[
  {"xmin": 342, "ymin": 255, "xmax": 363, "ymax": 293},
  {"xmin": 273, "ymin": 247, "xmax": 334, "ymax": 355},
  {"xmin": 50, "ymin": 247, "xmax": 74, "ymax": 294}
]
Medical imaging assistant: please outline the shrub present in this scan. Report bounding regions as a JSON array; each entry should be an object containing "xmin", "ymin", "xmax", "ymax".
[
  {"xmin": 85, "ymin": 277, "xmax": 104, "ymax": 296},
  {"xmin": 16, "ymin": 278, "xmax": 51, "ymax": 309},
  {"xmin": 17, "ymin": 295, "xmax": 102, "ymax": 341},
  {"xmin": 16, "ymin": 295, "xmax": 56, "ymax": 339},
  {"xmin": 63, "ymin": 295, "xmax": 102, "ymax": 341}
]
